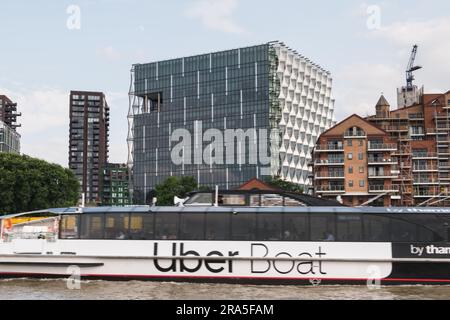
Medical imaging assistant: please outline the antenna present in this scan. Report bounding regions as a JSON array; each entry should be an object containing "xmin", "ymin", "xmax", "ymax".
[{"xmin": 406, "ymin": 45, "xmax": 422, "ymax": 91}]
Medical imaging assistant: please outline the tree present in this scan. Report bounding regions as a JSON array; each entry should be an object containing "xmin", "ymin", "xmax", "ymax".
[
  {"xmin": 154, "ymin": 176, "xmax": 200, "ymax": 206},
  {"xmin": 264, "ymin": 176, "xmax": 304, "ymax": 194},
  {"xmin": 0, "ymin": 153, "xmax": 80, "ymax": 215}
]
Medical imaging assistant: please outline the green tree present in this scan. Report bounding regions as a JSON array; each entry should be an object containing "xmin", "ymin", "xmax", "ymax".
[
  {"xmin": 154, "ymin": 176, "xmax": 200, "ymax": 206},
  {"xmin": 0, "ymin": 153, "xmax": 80, "ymax": 215},
  {"xmin": 264, "ymin": 176, "xmax": 304, "ymax": 194}
]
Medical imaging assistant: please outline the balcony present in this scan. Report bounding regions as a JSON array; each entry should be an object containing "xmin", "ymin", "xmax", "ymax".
[
  {"xmin": 369, "ymin": 173, "xmax": 399, "ymax": 179},
  {"xmin": 409, "ymin": 113, "xmax": 424, "ymax": 120},
  {"xmin": 412, "ymin": 152, "xmax": 438, "ymax": 159},
  {"xmin": 369, "ymin": 185, "xmax": 399, "ymax": 193},
  {"xmin": 367, "ymin": 143, "xmax": 397, "ymax": 152},
  {"xmin": 426, "ymin": 128, "xmax": 447, "ymax": 136},
  {"xmin": 315, "ymin": 185, "xmax": 346, "ymax": 194},
  {"xmin": 314, "ymin": 159, "xmax": 345, "ymax": 166},
  {"xmin": 413, "ymin": 179, "xmax": 440, "ymax": 185},
  {"xmin": 413, "ymin": 165, "xmax": 439, "ymax": 172},
  {"xmin": 314, "ymin": 145, "xmax": 344, "ymax": 152},
  {"xmin": 368, "ymin": 158, "xmax": 396, "ymax": 165},
  {"xmin": 385, "ymin": 125, "xmax": 408, "ymax": 132},
  {"xmin": 314, "ymin": 172, "xmax": 345, "ymax": 180}
]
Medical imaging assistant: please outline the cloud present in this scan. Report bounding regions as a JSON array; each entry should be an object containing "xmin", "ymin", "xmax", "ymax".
[
  {"xmin": 96, "ymin": 46, "xmax": 122, "ymax": 61},
  {"xmin": 333, "ymin": 63, "xmax": 401, "ymax": 121},
  {"xmin": 333, "ymin": 18, "xmax": 450, "ymax": 122},
  {"xmin": 0, "ymin": 85, "xmax": 69, "ymax": 166},
  {"xmin": 185, "ymin": 0, "xmax": 245, "ymax": 34}
]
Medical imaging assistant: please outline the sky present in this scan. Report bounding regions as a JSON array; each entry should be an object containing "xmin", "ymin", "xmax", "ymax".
[{"xmin": 0, "ymin": 0, "xmax": 449, "ymax": 167}]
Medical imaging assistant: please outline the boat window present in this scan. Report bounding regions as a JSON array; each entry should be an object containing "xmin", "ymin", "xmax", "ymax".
[
  {"xmin": 129, "ymin": 214, "xmax": 154, "ymax": 240},
  {"xmin": 180, "ymin": 213, "xmax": 205, "ymax": 240},
  {"xmin": 256, "ymin": 214, "xmax": 282, "ymax": 241},
  {"xmin": 105, "ymin": 213, "xmax": 130, "ymax": 240},
  {"xmin": 155, "ymin": 213, "xmax": 179, "ymax": 240},
  {"xmin": 407, "ymin": 214, "xmax": 447, "ymax": 242},
  {"xmin": 283, "ymin": 214, "xmax": 309, "ymax": 241},
  {"xmin": 389, "ymin": 215, "xmax": 418, "ymax": 242},
  {"xmin": 249, "ymin": 195, "xmax": 260, "ymax": 207},
  {"xmin": 219, "ymin": 194, "xmax": 246, "ymax": 206},
  {"xmin": 205, "ymin": 213, "xmax": 230, "ymax": 240},
  {"xmin": 231, "ymin": 213, "xmax": 256, "ymax": 241},
  {"xmin": 310, "ymin": 214, "xmax": 336, "ymax": 241},
  {"xmin": 261, "ymin": 194, "xmax": 284, "ymax": 207},
  {"xmin": 80, "ymin": 214, "xmax": 105, "ymax": 239},
  {"xmin": 185, "ymin": 193, "xmax": 213, "ymax": 206},
  {"xmin": 363, "ymin": 215, "xmax": 390, "ymax": 242},
  {"xmin": 336, "ymin": 214, "xmax": 362, "ymax": 241},
  {"xmin": 284, "ymin": 197, "xmax": 306, "ymax": 207},
  {"xmin": 60, "ymin": 215, "xmax": 80, "ymax": 239}
]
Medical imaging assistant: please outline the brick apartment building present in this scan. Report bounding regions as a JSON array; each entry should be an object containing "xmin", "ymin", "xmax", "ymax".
[{"xmin": 310, "ymin": 90, "xmax": 450, "ymax": 207}]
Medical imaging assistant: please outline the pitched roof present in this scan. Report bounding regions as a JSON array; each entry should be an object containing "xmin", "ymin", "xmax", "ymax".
[
  {"xmin": 320, "ymin": 114, "xmax": 388, "ymax": 137},
  {"xmin": 376, "ymin": 95, "xmax": 390, "ymax": 107}
]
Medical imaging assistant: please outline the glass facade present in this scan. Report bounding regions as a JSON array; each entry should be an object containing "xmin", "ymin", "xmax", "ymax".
[
  {"xmin": 100, "ymin": 163, "xmax": 131, "ymax": 206},
  {"xmin": 129, "ymin": 42, "xmax": 335, "ymax": 204},
  {"xmin": 0, "ymin": 120, "xmax": 20, "ymax": 154}
]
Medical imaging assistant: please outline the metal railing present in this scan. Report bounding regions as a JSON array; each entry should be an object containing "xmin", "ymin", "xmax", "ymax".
[
  {"xmin": 315, "ymin": 185, "xmax": 345, "ymax": 192},
  {"xmin": 315, "ymin": 145, "xmax": 344, "ymax": 151},
  {"xmin": 368, "ymin": 143, "xmax": 397, "ymax": 150},
  {"xmin": 369, "ymin": 185, "xmax": 399, "ymax": 192}
]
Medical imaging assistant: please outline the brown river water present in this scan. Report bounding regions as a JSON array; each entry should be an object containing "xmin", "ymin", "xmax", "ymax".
[{"xmin": 1, "ymin": 279, "xmax": 450, "ymax": 300}]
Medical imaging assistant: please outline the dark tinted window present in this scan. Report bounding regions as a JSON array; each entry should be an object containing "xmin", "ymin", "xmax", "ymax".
[
  {"xmin": 363, "ymin": 215, "xmax": 390, "ymax": 242},
  {"xmin": 155, "ymin": 213, "xmax": 179, "ymax": 240},
  {"xmin": 283, "ymin": 214, "xmax": 309, "ymax": 240},
  {"xmin": 80, "ymin": 214, "xmax": 104, "ymax": 239},
  {"xmin": 310, "ymin": 214, "xmax": 336, "ymax": 241},
  {"xmin": 231, "ymin": 213, "xmax": 256, "ymax": 240},
  {"xmin": 389, "ymin": 215, "xmax": 417, "ymax": 242},
  {"xmin": 129, "ymin": 214, "xmax": 154, "ymax": 240},
  {"xmin": 257, "ymin": 214, "xmax": 282, "ymax": 241},
  {"xmin": 337, "ymin": 214, "xmax": 362, "ymax": 241},
  {"xmin": 408, "ymin": 214, "xmax": 447, "ymax": 242},
  {"xmin": 105, "ymin": 214, "xmax": 130, "ymax": 240},
  {"xmin": 206, "ymin": 213, "xmax": 230, "ymax": 240},
  {"xmin": 180, "ymin": 213, "xmax": 205, "ymax": 240}
]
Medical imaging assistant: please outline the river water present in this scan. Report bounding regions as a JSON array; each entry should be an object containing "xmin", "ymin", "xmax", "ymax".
[{"xmin": 0, "ymin": 279, "xmax": 450, "ymax": 300}]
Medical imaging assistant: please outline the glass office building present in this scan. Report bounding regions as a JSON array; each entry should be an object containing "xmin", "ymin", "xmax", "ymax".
[
  {"xmin": 0, "ymin": 120, "xmax": 20, "ymax": 154},
  {"xmin": 128, "ymin": 42, "xmax": 335, "ymax": 204}
]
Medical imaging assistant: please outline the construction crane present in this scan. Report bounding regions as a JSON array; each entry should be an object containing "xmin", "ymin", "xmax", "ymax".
[{"xmin": 406, "ymin": 44, "xmax": 422, "ymax": 91}]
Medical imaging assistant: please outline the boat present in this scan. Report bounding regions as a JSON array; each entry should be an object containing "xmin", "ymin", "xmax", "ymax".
[{"xmin": 1, "ymin": 190, "xmax": 450, "ymax": 285}]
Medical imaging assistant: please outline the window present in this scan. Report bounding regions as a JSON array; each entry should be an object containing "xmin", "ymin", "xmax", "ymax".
[
  {"xmin": 347, "ymin": 139, "xmax": 353, "ymax": 147},
  {"xmin": 283, "ymin": 214, "xmax": 309, "ymax": 240},
  {"xmin": 358, "ymin": 153, "xmax": 364, "ymax": 160},
  {"xmin": 348, "ymin": 166, "xmax": 353, "ymax": 174},
  {"xmin": 310, "ymin": 214, "xmax": 336, "ymax": 241},
  {"xmin": 105, "ymin": 214, "xmax": 130, "ymax": 239},
  {"xmin": 155, "ymin": 213, "xmax": 179, "ymax": 240},
  {"xmin": 231, "ymin": 213, "xmax": 256, "ymax": 240},
  {"xmin": 180, "ymin": 213, "xmax": 205, "ymax": 240},
  {"xmin": 359, "ymin": 140, "xmax": 364, "ymax": 147},
  {"xmin": 390, "ymin": 216, "xmax": 417, "ymax": 242},
  {"xmin": 348, "ymin": 180, "xmax": 354, "ymax": 188},
  {"xmin": 407, "ymin": 214, "xmax": 446, "ymax": 242},
  {"xmin": 80, "ymin": 214, "xmax": 104, "ymax": 239},
  {"xmin": 359, "ymin": 180, "xmax": 365, "ymax": 188},
  {"xmin": 219, "ymin": 194, "xmax": 246, "ymax": 206},
  {"xmin": 363, "ymin": 215, "xmax": 390, "ymax": 241},
  {"xmin": 60, "ymin": 215, "xmax": 79, "ymax": 239},
  {"xmin": 348, "ymin": 153, "xmax": 353, "ymax": 160},
  {"xmin": 261, "ymin": 194, "xmax": 283, "ymax": 206},
  {"xmin": 336, "ymin": 214, "xmax": 362, "ymax": 241},
  {"xmin": 257, "ymin": 214, "xmax": 282, "ymax": 241},
  {"xmin": 130, "ymin": 213, "xmax": 155, "ymax": 240},
  {"xmin": 359, "ymin": 167, "xmax": 365, "ymax": 174},
  {"xmin": 206, "ymin": 213, "xmax": 230, "ymax": 240}
]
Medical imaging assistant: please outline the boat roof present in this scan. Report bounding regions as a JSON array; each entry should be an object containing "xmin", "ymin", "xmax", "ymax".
[{"xmin": 2, "ymin": 206, "xmax": 450, "ymax": 219}]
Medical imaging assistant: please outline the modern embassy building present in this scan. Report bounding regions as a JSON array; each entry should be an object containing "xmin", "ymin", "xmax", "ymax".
[
  {"xmin": 128, "ymin": 42, "xmax": 336, "ymax": 203},
  {"xmin": 69, "ymin": 91, "xmax": 110, "ymax": 204}
]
